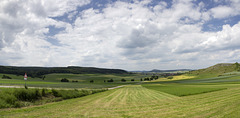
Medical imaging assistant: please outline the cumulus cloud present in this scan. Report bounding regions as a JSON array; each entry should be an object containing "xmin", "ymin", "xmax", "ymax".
[{"xmin": 1, "ymin": 0, "xmax": 240, "ymax": 70}]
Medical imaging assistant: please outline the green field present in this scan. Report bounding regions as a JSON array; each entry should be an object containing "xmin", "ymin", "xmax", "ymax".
[
  {"xmin": 1, "ymin": 84, "xmax": 240, "ymax": 117},
  {"xmin": 1, "ymin": 64, "xmax": 240, "ymax": 117},
  {"xmin": 142, "ymin": 84, "xmax": 226, "ymax": 96},
  {"xmin": 0, "ymin": 73, "xmax": 146, "ymax": 89}
]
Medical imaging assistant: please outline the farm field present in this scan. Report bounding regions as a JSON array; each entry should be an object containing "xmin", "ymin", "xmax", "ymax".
[
  {"xmin": 1, "ymin": 64, "xmax": 240, "ymax": 117},
  {"xmin": 1, "ymin": 84, "xmax": 240, "ymax": 117},
  {"xmin": 0, "ymin": 73, "xmax": 145, "ymax": 89}
]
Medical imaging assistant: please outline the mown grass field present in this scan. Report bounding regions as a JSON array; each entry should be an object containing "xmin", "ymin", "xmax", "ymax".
[{"xmin": 1, "ymin": 84, "xmax": 240, "ymax": 117}]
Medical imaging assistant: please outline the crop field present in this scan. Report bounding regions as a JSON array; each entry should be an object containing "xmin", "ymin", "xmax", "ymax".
[
  {"xmin": 0, "ymin": 73, "xmax": 145, "ymax": 89},
  {"xmin": 1, "ymin": 84, "xmax": 240, "ymax": 117},
  {"xmin": 142, "ymin": 84, "xmax": 226, "ymax": 96}
]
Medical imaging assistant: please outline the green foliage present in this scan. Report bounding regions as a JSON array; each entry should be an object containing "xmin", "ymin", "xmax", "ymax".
[
  {"xmin": 107, "ymin": 79, "xmax": 114, "ymax": 82},
  {"xmin": 0, "ymin": 65, "xmax": 128, "ymax": 78},
  {"xmin": 14, "ymin": 89, "xmax": 42, "ymax": 102},
  {"xmin": 0, "ymin": 88, "xmax": 106, "ymax": 109},
  {"xmin": 235, "ymin": 62, "xmax": 240, "ymax": 71},
  {"xmin": 121, "ymin": 79, "xmax": 126, "ymax": 82},
  {"xmin": 61, "ymin": 78, "xmax": 69, "ymax": 82},
  {"xmin": 131, "ymin": 79, "xmax": 134, "ymax": 81},
  {"xmin": 2, "ymin": 75, "xmax": 11, "ymax": 79},
  {"xmin": 167, "ymin": 76, "xmax": 173, "ymax": 79}
]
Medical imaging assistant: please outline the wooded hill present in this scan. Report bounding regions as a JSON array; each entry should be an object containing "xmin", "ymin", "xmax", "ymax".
[{"xmin": 0, "ymin": 66, "xmax": 128, "ymax": 78}]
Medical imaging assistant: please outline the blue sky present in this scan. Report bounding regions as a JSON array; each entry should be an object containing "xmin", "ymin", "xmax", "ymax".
[{"xmin": 1, "ymin": 0, "xmax": 240, "ymax": 71}]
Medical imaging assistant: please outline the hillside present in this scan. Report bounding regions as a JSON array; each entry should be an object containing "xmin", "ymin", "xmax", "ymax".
[
  {"xmin": 0, "ymin": 66, "xmax": 128, "ymax": 78},
  {"xmin": 189, "ymin": 63, "xmax": 240, "ymax": 75}
]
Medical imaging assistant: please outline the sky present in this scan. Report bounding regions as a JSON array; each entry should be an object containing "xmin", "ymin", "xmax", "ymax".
[{"xmin": 1, "ymin": 0, "xmax": 240, "ymax": 71}]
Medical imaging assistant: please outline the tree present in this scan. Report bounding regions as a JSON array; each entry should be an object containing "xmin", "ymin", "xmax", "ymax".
[
  {"xmin": 2, "ymin": 75, "xmax": 12, "ymax": 79},
  {"xmin": 235, "ymin": 62, "xmax": 240, "ymax": 71},
  {"xmin": 61, "ymin": 78, "xmax": 69, "ymax": 82},
  {"xmin": 167, "ymin": 76, "xmax": 173, "ymax": 79},
  {"xmin": 107, "ymin": 79, "xmax": 114, "ymax": 82},
  {"xmin": 42, "ymin": 75, "xmax": 45, "ymax": 80}
]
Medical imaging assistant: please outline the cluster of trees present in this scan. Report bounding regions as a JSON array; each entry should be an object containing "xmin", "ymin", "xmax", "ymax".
[
  {"xmin": 143, "ymin": 76, "xmax": 159, "ymax": 81},
  {"xmin": 0, "ymin": 66, "xmax": 128, "ymax": 78},
  {"xmin": 107, "ymin": 79, "xmax": 114, "ymax": 82},
  {"xmin": 61, "ymin": 78, "xmax": 69, "ymax": 82},
  {"xmin": 61, "ymin": 78, "xmax": 79, "ymax": 83},
  {"xmin": 1, "ymin": 75, "xmax": 12, "ymax": 79}
]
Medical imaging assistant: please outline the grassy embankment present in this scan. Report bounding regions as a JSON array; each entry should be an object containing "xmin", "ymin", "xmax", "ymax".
[{"xmin": 0, "ymin": 88, "xmax": 106, "ymax": 108}]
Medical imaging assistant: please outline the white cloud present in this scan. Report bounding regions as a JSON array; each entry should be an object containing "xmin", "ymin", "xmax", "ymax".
[
  {"xmin": 1, "ymin": 0, "xmax": 240, "ymax": 70},
  {"xmin": 210, "ymin": 6, "xmax": 235, "ymax": 19}
]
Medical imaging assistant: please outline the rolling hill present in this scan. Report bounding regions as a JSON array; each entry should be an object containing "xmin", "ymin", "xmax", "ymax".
[
  {"xmin": 0, "ymin": 66, "xmax": 128, "ymax": 78},
  {"xmin": 189, "ymin": 63, "xmax": 240, "ymax": 75}
]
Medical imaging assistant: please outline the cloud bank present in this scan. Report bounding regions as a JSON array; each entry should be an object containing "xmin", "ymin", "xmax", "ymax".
[{"xmin": 1, "ymin": 0, "xmax": 240, "ymax": 70}]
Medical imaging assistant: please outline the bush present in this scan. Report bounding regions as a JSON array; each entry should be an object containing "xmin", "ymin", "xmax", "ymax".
[
  {"xmin": 131, "ymin": 79, "xmax": 134, "ymax": 81},
  {"xmin": 42, "ymin": 89, "xmax": 46, "ymax": 97},
  {"xmin": 121, "ymin": 79, "xmax": 126, "ymax": 82},
  {"xmin": 167, "ymin": 76, "xmax": 173, "ymax": 79},
  {"xmin": 107, "ymin": 79, "xmax": 114, "ymax": 82},
  {"xmin": 14, "ymin": 89, "xmax": 42, "ymax": 102},
  {"xmin": 90, "ymin": 80, "xmax": 94, "ymax": 83},
  {"xmin": 2, "ymin": 75, "xmax": 12, "ymax": 79},
  {"xmin": 61, "ymin": 78, "xmax": 69, "ymax": 82},
  {"xmin": 0, "ymin": 88, "xmax": 107, "ymax": 109},
  {"xmin": 51, "ymin": 89, "xmax": 61, "ymax": 97}
]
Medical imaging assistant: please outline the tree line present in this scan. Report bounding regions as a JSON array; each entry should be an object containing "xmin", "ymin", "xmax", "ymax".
[{"xmin": 0, "ymin": 66, "xmax": 128, "ymax": 78}]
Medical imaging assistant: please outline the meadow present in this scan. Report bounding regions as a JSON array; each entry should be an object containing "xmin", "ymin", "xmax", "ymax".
[
  {"xmin": 1, "ymin": 84, "xmax": 240, "ymax": 117},
  {"xmin": 1, "ymin": 64, "xmax": 240, "ymax": 117},
  {"xmin": 0, "ymin": 73, "xmax": 146, "ymax": 89}
]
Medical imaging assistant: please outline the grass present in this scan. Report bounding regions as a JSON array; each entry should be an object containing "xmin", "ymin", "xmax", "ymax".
[
  {"xmin": 0, "ymin": 73, "xmax": 146, "ymax": 89},
  {"xmin": 1, "ymin": 66, "xmax": 240, "ymax": 117},
  {"xmin": 142, "ymin": 84, "xmax": 226, "ymax": 96},
  {"xmin": 0, "ymin": 88, "xmax": 106, "ymax": 109},
  {"xmin": 1, "ymin": 85, "xmax": 240, "ymax": 117}
]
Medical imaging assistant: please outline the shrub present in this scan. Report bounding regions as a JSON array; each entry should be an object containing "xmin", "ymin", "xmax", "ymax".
[
  {"xmin": 107, "ymin": 79, "xmax": 114, "ymax": 82},
  {"xmin": 121, "ymin": 79, "xmax": 126, "ymax": 82},
  {"xmin": 61, "ymin": 78, "xmax": 69, "ymax": 82},
  {"xmin": 167, "ymin": 76, "xmax": 173, "ymax": 79},
  {"xmin": 13, "ymin": 89, "xmax": 42, "ymax": 102},
  {"xmin": 51, "ymin": 89, "xmax": 61, "ymax": 97},
  {"xmin": 90, "ymin": 80, "xmax": 94, "ymax": 83},
  {"xmin": 2, "ymin": 75, "xmax": 12, "ymax": 79},
  {"xmin": 42, "ymin": 89, "xmax": 46, "ymax": 97},
  {"xmin": 131, "ymin": 79, "xmax": 134, "ymax": 81}
]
